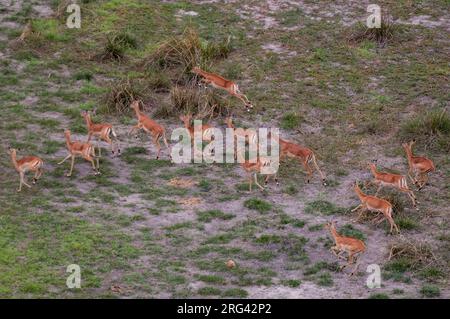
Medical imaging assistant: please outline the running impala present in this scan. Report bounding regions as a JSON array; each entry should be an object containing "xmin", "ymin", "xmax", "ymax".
[
  {"xmin": 352, "ymin": 181, "xmax": 399, "ymax": 234},
  {"xmin": 192, "ymin": 67, "xmax": 253, "ymax": 110},
  {"xmin": 81, "ymin": 109, "xmax": 120, "ymax": 156},
  {"xmin": 58, "ymin": 130, "xmax": 99, "ymax": 177},
  {"xmin": 275, "ymin": 134, "xmax": 326, "ymax": 186},
  {"xmin": 129, "ymin": 100, "xmax": 170, "ymax": 159},
  {"xmin": 324, "ymin": 221, "xmax": 366, "ymax": 276},
  {"xmin": 8, "ymin": 147, "xmax": 44, "ymax": 192},
  {"xmin": 368, "ymin": 162, "xmax": 417, "ymax": 208},
  {"xmin": 402, "ymin": 140, "xmax": 435, "ymax": 190}
]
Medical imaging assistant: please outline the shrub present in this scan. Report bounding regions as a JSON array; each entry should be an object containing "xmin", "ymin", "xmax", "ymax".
[
  {"xmin": 400, "ymin": 108, "xmax": 450, "ymax": 150},
  {"xmin": 101, "ymin": 77, "xmax": 146, "ymax": 114},
  {"xmin": 169, "ymin": 84, "xmax": 229, "ymax": 118},
  {"xmin": 348, "ymin": 13, "xmax": 396, "ymax": 47},
  {"xmin": 143, "ymin": 28, "xmax": 232, "ymax": 74}
]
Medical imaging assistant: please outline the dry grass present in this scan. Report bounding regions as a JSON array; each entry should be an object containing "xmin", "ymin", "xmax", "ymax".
[
  {"xmin": 388, "ymin": 238, "xmax": 441, "ymax": 272},
  {"xmin": 167, "ymin": 178, "xmax": 197, "ymax": 188},
  {"xmin": 102, "ymin": 77, "xmax": 146, "ymax": 114},
  {"xmin": 168, "ymin": 83, "xmax": 229, "ymax": 119},
  {"xmin": 142, "ymin": 27, "xmax": 231, "ymax": 75},
  {"xmin": 348, "ymin": 13, "xmax": 396, "ymax": 47}
]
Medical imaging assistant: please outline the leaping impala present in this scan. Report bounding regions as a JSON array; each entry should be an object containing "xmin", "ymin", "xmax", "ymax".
[
  {"xmin": 402, "ymin": 140, "xmax": 435, "ymax": 190},
  {"xmin": 324, "ymin": 221, "xmax": 366, "ymax": 276},
  {"xmin": 8, "ymin": 147, "xmax": 44, "ymax": 192},
  {"xmin": 352, "ymin": 181, "xmax": 399, "ymax": 234},
  {"xmin": 58, "ymin": 130, "xmax": 99, "ymax": 177},
  {"xmin": 272, "ymin": 133, "xmax": 326, "ymax": 186},
  {"xmin": 192, "ymin": 67, "xmax": 253, "ymax": 111},
  {"xmin": 368, "ymin": 162, "xmax": 417, "ymax": 208},
  {"xmin": 129, "ymin": 100, "xmax": 170, "ymax": 159},
  {"xmin": 81, "ymin": 109, "xmax": 120, "ymax": 157}
]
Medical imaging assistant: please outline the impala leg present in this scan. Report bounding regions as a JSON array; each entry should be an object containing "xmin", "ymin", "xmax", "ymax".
[
  {"xmin": 129, "ymin": 125, "xmax": 140, "ymax": 138},
  {"xmin": 17, "ymin": 172, "xmax": 25, "ymax": 192},
  {"xmin": 374, "ymin": 185, "xmax": 382, "ymax": 196},
  {"xmin": 248, "ymin": 174, "xmax": 253, "ymax": 192},
  {"xmin": 35, "ymin": 167, "xmax": 43, "ymax": 181},
  {"xmin": 351, "ymin": 204, "xmax": 363, "ymax": 213},
  {"xmin": 67, "ymin": 156, "xmax": 75, "ymax": 177},
  {"xmin": 104, "ymin": 135, "xmax": 114, "ymax": 155},
  {"xmin": 418, "ymin": 174, "xmax": 428, "ymax": 190},
  {"xmin": 350, "ymin": 259, "xmax": 361, "ymax": 276},
  {"xmin": 154, "ymin": 135, "xmax": 162, "ymax": 160},
  {"xmin": 301, "ymin": 160, "xmax": 313, "ymax": 183},
  {"xmin": 402, "ymin": 188, "xmax": 417, "ymax": 207},
  {"xmin": 33, "ymin": 169, "xmax": 39, "ymax": 184},
  {"xmin": 355, "ymin": 207, "xmax": 367, "ymax": 222},
  {"xmin": 58, "ymin": 154, "xmax": 72, "ymax": 165},
  {"xmin": 254, "ymin": 173, "xmax": 265, "ymax": 190}
]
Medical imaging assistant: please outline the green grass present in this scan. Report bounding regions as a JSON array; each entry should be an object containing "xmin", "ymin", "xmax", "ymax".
[
  {"xmin": 244, "ymin": 198, "xmax": 272, "ymax": 213},
  {"xmin": 420, "ymin": 285, "xmax": 440, "ymax": 298},
  {"xmin": 338, "ymin": 224, "xmax": 366, "ymax": 241},
  {"xmin": 0, "ymin": 0, "xmax": 448, "ymax": 299},
  {"xmin": 197, "ymin": 210, "xmax": 235, "ymax": 222},
  {"xmin": 282, "ymin": 279, "xmax": 301, "ymax": 288},
  {"xmin": 304, "ymin": 200, "xmax": 345, "ymax": 215},
  {"xmin": 197, "ymin": 286, "xmax": 222, "ymax": 296},
  {"xmin": 368, "ymin": 293, "xmax": 390, "ymax": 299},
  {"xmin": 222, "ymin": 288, "xmax": 248, "ymax": 298},
  {"xmin": 280, "ymin": 112, "xmax": 302, "ymax": 130}
]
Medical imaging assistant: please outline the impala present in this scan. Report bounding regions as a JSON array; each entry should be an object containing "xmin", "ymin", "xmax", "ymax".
[
  {"xmin": 81, "ymin": 109, "xmax": 120, "ymax": 156},
  {"xmin": 368, "ymin": 162, "xmax": 417, "ymax": 208},
  {"xmin": 129, "ymin": 100, "xmax": 170, "ymax": 159},
  {"xmin": 225, "ymin": 116, "xmax": 258, "ymax": 161},
  {"xmin": 8, "ymin": 147, "xmax": 44, "ymax": 192},
  {"xmin": 324, "ymin": 221, "xmax": 366, "ymax": 276},
  {"xmin": 402, "ymin": 140, "xmax": 435, "ymax": 190},
  {"xmin": 225, "ymin": 116, "xmax": 257, "ymax": 146},
  {"xmin": 58, "ymin": 130, "xmax": 99, "ymax": 177},
  {"xmin": 236, "ymin": 147, "xmax": 277, "ymax": 191},
  {"xmin": 275, "ymin": 134, "xmax": 326, "ymax": 185},
  {"xmin": 352, "ymin": 181, "xmax": 399, "ymax": 233},
  {"xmin": 179, "ymin": 113, "xmax": 214, "ymax": 142},
  {"xmin": 192, "ymin": 67, "xmax": 253, "ymax": 110}
]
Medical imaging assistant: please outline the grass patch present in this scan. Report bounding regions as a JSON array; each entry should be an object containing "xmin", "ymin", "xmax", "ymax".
[
  {"xmin": 197, "ymin": 210, "xmax": 235, "ymax": 222},
  {"xmin": 280, "ymin": 112, "xmax": 302, "ymax": 130},
  {"xmin": 304, "ymin": 200, "xmax": 345, "ymax": 215},
  {"xmin": 222, "ymin": 288, "xmax": 248, "ymax": 298},
  {"xmin": 368, "ymin": 293, "xmax": 390, "ymax": 299},
  {"xmin": 244, "ymin": 198, "xmax": 272, "ymax": 213},
  {"xmin": 400, "ymin": 108, "xmax": 450, "ymax": 150},
  {"xmin": 420, "ymin": 285, "xmax": 440, "ymax": 298},
  {"xmin": 197, "ymin": 286, "xmax": 222, "ymax": 296},
  {"xmin": 339, "ymin": 224, "xmax": 366, "ymax": 241}
]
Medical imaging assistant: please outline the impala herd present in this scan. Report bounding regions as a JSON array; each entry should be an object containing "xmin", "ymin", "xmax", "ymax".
[{"xmin": 6, "ymin": 66, "xmax": 436, "ymax": 276}]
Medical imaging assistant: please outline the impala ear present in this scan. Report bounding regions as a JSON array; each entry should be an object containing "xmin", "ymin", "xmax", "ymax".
[{"xmin": 92, "ymin": 108, "xmax": 97, "ymax": 116}]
